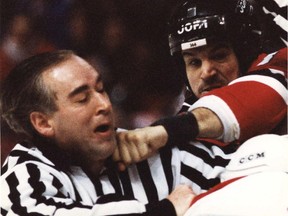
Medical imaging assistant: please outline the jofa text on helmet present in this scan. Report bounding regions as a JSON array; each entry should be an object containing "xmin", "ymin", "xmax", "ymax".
[
  {"xmin": 239, "ymin": 152, "xmax": 265, "ymax": 164},
  {"xmin": 177, "ymin": 20, "xmax": 208, "ymax": 34}
]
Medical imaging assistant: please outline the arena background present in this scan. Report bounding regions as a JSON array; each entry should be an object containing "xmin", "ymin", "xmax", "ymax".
[{"xmin": 0, "ymin": 0, "xmax": 186, "ymax": 162}]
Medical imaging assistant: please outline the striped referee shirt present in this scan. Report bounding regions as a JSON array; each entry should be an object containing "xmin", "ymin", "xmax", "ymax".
[{"xmin": 1, "ymin": 139, "xmax": 233, "ymax": 215}]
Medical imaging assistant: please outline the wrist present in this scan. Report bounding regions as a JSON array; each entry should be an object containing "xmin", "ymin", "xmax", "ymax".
[
  {"xmin": 151, "ymin": 112, "xmax": 199, "ymax": 147},
  {"xmin": 151, "ymin": 125, "xmax": 168, "ymax": 149}
]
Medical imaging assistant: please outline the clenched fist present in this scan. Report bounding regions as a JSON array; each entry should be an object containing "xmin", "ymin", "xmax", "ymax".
[{"xmin": 113, "ymin": 126, "xmax": 168, "ymax": 170}]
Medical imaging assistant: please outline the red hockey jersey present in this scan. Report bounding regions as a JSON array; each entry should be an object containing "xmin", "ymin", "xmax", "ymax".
[{"xmin": 190, "ymin": 47, "xmax": 287, "ymax": 143}]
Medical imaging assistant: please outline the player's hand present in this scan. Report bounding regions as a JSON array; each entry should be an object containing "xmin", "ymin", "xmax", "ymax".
[
  {"xmin": 113, "ymin": 126, "xmax": 168, "ymax": 171},
  {"xmin": 167, "ymin": 185, "xmax": 196, "ymax": 216}
]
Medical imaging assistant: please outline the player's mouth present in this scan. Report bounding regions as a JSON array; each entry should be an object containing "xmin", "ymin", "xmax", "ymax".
[{"xmin": 200, "ymin": 85, "xmax": 222, "ymax": 94}]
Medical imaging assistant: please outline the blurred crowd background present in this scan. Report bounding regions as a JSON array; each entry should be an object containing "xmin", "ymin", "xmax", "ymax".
[{"xmin": 1, "ymin": 0, "xmax": 187, "ymax": 161}]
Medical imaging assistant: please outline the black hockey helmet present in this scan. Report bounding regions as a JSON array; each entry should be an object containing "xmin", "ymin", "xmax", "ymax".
[{"xmin": 167, "ymin": 0, "xmax": 262, "ymax": 74}]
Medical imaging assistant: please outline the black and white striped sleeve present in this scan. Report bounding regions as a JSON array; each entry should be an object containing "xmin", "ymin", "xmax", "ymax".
[
  {"xmin": 178, "ymin": 141, "xmax": 234, "ymax": 194},
  {"xmin": 1, "ymin": 159, "xmax": 175, "ymax": 216}
]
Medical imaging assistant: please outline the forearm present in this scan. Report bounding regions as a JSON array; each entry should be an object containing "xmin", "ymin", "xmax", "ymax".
[
  {"xmin": 191, "ymin": 107, "xmax": 223, "ymax": 139},
  {"xmin": 189, "ymin": 75, "xmax": 287, "ymax": 142},
  {"xmin": 151, "ymin": 108, "xmax": 223, "ymax": 147}
]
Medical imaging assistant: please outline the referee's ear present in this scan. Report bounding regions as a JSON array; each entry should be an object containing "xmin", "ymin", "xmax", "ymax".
[{"xmin": 30, "ymin": 111, "xmax": 54, "ymax": 138}]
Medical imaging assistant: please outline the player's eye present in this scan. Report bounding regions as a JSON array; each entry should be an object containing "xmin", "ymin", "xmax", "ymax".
[
  {"xmin": 211, "ymin": 47, "xmax": 231, "ymax": 62},
  {"xmin": 186, "ymin": 58, "xmax": 202, "ymax": 68}
]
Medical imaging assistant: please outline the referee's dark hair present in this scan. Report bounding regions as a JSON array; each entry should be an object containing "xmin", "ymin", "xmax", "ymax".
[{"xmin": 1, "ymin": 50, "xmax": 75, "ymax": 139}]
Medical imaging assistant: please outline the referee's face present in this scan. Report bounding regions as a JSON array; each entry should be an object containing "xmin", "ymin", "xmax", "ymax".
[
  {"xmin": 41, "ymin": 55, "xmax": 116, "ymax": 167},
  {"xmin": 182, "ymin": 42, "xmax": 240, "ymax": 98}
]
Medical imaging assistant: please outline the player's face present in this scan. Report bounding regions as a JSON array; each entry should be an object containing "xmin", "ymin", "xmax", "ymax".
[
  {"xmin": 43, "ymin": 55, "xmax": 116, "ymax": 165},
  {"xmin": 182, "ymin": 42, "xmax": 240, "ymax": 98}
]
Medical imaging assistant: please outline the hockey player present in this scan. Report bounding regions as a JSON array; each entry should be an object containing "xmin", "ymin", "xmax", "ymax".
[
  {"xmin": 184, "ymin": 134, "xmax": 288, "ymax": 216},
  {"xmin": 113, "ymin": 0, "xmax": 287, "ymax": 167}
]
